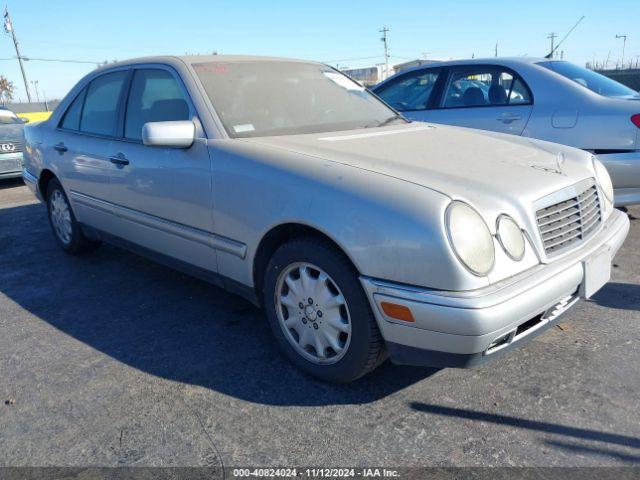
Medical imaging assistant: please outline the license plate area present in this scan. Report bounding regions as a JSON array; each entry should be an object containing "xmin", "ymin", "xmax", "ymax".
[
  {"xmin": 580, "ymin": 247, "xmax": 611, "ymax": 299},
  {"xmin": 0, "ymin": 157, "xmax": 22, "ymax": 173}
]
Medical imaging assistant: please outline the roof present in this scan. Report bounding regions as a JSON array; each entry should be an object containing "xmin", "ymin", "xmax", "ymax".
[
  {"xmin": 374, "ymin": 57, "xmax": 561, "ymax": 87},
  {"xmin": 94, "ymin": 54, "xmax": 320, "ymax": 73},
  {"xmin": 417, "ymin": 57, "xmax": 551, "ymax": 67}
]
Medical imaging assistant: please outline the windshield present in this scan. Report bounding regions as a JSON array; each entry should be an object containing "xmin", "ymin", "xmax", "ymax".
[
  {"xmin": 539, "ymin": 61, "xmax": 639, "ymax": 98},
  {"xmin": 0, "ymin": 110, "xmax": 22, "ymax": 125},
  {"xmin": 193, "ymin": 61, "xmax": 402, "ymax": 138}
]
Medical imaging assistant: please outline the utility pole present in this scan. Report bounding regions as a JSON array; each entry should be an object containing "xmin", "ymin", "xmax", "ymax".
[
  {"xmin": 615, "ymin": 34, "xmax": 628, "ymax": 69},
  {"xmin": 3, "ymin": 7, "xmax": 32, "ymax": 102},
  {"xmin": 547, "ymin": 32, "xmax": 557, "ymax": 59},
  {"xmin": 495, "ymin": 42, "xmax": 498, "ymax": 57},
  {"xmin": 30, "ymin": 80, "xmax": 40, "ymax": 103},
  {"xmin": 379, "ymin": 26, "xmax": 390, "ymax": 80}
]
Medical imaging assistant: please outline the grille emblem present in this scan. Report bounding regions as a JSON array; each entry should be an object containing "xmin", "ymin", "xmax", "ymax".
[
  {"xmin": 531, "ymin": 152, "xmax": 566, "ymax": 176},
  {"xmin": 555, "ymin": 152, "xmax": 566, "ymax": 175},
  {"xmin": 0, "ymin": 143, "xmax": 16, "ymax": 152}
]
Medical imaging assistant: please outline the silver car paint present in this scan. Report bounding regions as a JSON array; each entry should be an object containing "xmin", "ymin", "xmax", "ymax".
[
  {"xmin": 22, "ymin": 55, "xmax": 629, "ymax": 361},
  {"xmin": 374, "ymin": 57, "xmax": 640, "ymax": 205}
]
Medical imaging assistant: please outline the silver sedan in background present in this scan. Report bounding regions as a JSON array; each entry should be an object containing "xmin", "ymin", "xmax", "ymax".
[{"xmin": 373, "ymin": 58, "xmax": 640, "ymax": 206}]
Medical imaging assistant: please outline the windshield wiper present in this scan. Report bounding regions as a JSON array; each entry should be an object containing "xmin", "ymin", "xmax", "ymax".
[{"xmin": 376, "ymin": 113, "xmax": 408, "ymax": 128}]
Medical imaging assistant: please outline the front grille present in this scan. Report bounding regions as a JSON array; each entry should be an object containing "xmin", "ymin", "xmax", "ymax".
[
  {"xmin": 536, "ymin": 184, "xmax": 601, "ymax": 256},
  {"xmin": 0, "ymin": 140, "xmax": 23, "ymax": 154}
]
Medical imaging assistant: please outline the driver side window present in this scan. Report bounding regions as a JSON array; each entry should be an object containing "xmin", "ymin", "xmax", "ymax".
[
  {"xmin": 375, "ymin": 69, "xmax": 441, "ymax": 111},
  {"xmin": 124, "ymin": 69, "xmax": 192, "ymax": 141}
]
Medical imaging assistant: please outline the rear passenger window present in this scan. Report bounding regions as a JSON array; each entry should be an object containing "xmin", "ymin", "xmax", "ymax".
[
  {"xmin": 79, "ymin": 71, "xmax": 127, "ymax": 136},
  {"xmin": 60, "ymin": 88, "xmax": 86, "ymax": 131},
  {"xmin": 442, "ymin": 67, "xmax": 532, "ymax": 108},
  {"xmin": 124, "ymin": 69, "xmax": 191, "ymax": 141}
]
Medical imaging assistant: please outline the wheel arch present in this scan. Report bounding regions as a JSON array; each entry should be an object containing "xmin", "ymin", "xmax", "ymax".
[
  {"xmin": 38, "ymin": 168, "xmax": 57, "ymax": 198},
  {"xmin": 252, "ymin": 222, "xmax": 361, "ymax": 302}
]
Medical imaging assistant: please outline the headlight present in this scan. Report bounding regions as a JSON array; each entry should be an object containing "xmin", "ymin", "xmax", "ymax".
[
  {"xmin": 592, "ymin": 157, "xmax": 614, "ymax": 204},
  {"xmin": 446, "ymin": 202, "xmax": 495, "ymax": 276},
  {"xmin": 496, "ymin": 215, "xmax": 525, "ymax": 261}
]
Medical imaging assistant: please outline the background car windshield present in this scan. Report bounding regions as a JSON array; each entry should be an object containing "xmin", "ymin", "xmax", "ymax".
[
  {"xmin": 0, "ymin": 110, "xmax": 21, "ymax": 125},
  {"xmin": 193, "ymin": 61, "xmax": 399, "ymax": 138},
  {"xmin": 539, "ymin": 61, "xmax": 639, "ymax": 98}
]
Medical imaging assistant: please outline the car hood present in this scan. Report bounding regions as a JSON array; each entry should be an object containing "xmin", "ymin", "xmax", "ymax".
[
  {"xmin": 0, "ymin": 124, "xmax": 24, "ymax": 140},
  {"xmin": 243, "ymin": 123, "xmax": 595, "ymax": 217}
]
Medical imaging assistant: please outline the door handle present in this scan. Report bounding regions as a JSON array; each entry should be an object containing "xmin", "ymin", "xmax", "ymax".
[
  {"xmin": 109, "ymin": 154, "xmax": 129, "ymax": 166},
  {"xmin": 497, "ymin": 115, "xmax": 522, "ymax": 123},
  {"xmin": 54, "ymin": 143, "xmax": 68, "ymax": 153}
]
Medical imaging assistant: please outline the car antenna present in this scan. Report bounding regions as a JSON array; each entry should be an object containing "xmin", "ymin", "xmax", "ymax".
[{"xmin": 545, "ymin": 16, "xmax": 585, "ymax": 59}]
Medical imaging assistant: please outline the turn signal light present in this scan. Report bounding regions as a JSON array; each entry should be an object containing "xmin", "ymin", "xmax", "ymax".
[
  {"xmin": 380, "ymin": 302, "xmax": 415, "ymax": 322},
  {"xmin": 632, "ymin": 114, "xmax": 640, "ymax": 129}
]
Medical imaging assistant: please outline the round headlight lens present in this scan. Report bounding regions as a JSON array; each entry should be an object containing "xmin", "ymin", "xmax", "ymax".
[
  {"xmin": 446, "ymin": 202, "xmax": 495, "ymax": 276},
  {"xmin": 593, "ymin": 157, "xmax": 614, "ymax": 204},
  {"xmin": 497, "ymin": 215, "xmax": 525, "ymax": 261}
]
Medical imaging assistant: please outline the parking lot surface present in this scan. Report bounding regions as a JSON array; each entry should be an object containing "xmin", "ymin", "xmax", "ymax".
[{"xmin": 1, "ymin": 179, "xmax": 639, "ymax": 467}]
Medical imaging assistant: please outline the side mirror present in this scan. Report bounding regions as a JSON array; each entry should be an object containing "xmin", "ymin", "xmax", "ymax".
[
  {"xmin": 20, "ymin": 117, "xmax": 29, "ymax": 124},
  {"xmin": 142, "ymin": 120, "xmax": 195, "ymax": 148}
]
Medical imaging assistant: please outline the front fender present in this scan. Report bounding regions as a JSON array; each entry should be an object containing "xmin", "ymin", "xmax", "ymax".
[{"xmin": 208, "ymin": 139, "xmax": 491, "ymax": 292}]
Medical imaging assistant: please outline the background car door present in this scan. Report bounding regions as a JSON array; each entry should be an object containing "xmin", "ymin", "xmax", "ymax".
[
  {"xmin": 427, "ymin": 65, "xmax": 534, "ymax": 135},
  {"xmin": 53, "ymin": 70, "xmax": 128, "ymax": 229},
  {"xmin": 373, "ymin": 68, "xmax": 443, "ymax": 122},
  {"xmin": 105, "ymin": 67, "xmax": 217, "ymax": 272}
]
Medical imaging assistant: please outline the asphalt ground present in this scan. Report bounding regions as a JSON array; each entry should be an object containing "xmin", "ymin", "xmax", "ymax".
[{"xmin": 1, "ymin": 178, "xmax": 639, "ymax": 468}]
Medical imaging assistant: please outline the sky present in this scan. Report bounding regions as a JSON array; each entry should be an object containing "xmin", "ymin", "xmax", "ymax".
[{"xmin": 1, "ymin": 0, "xmax": 639, "ymax": 101}]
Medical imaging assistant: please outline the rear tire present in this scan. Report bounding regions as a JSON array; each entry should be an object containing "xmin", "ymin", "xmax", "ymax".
[
  {"xmin": 263, "ymin": 237, "xmax": 386, "ymax": 383},
  {"xmin": 46, "ymin": 178, "xmax": 101, "ymax": 255}
]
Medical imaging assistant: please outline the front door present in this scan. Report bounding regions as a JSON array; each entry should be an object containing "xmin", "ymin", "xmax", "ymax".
[
  {"xmin": 373, "ymin": 67, "xmax": 442, "ymax": 123},
  {"xmin": 427, "ymin": 65, "xmax": 534, "ymax": 135},
  {"xmin": 105, "ymin": 67, "xmax": 217, "ymax": 272}
]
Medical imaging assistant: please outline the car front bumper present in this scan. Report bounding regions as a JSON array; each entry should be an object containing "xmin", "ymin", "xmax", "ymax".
[
  {"xmin": 0, "ymin": 152, "xmax": 23, "ymax": 179},
  {"xmin": 360, "ymin": 208, "xmax": 630, "ymax": 368}
]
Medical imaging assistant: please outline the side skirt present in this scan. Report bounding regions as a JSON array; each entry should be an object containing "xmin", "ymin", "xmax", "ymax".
[{"xmin": 82, "ymin": 225, "xmax": 260, "ymax": 306}]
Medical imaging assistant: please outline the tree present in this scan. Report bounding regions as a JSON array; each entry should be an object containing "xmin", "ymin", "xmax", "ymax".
[{"xmin": 0, "ymin": 76, "xmax": 15, "ymax": 105}]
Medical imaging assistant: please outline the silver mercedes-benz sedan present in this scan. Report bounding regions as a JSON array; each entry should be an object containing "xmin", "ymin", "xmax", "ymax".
[
  {"xmin": 373, "ymin": 58, "xmax": 640, "ymax": 206},
  {"xmin": 22, "ymin": 55, "xmax": 629, "ymax": 382},
  {"xmin": 0, "ymin": 108, "xmax": 27, "ymax": 180}
]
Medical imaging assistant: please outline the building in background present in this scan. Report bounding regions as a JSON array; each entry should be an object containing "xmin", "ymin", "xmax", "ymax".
[
  {"xmin": 393, "ymin": 59, "xmax": 442, "ymax": 73},
  {"xmin": 341, "ymin": 59, "xmax": 443, "ymax": 86},
  {"xmin": 341, "ymin": 65, "xmax": 391, "ymax": 86}
]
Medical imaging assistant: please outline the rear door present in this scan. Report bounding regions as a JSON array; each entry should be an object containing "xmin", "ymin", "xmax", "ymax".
[
  {"xmin": 52, "ymin": 70, "xmax": 128, "ymax": 228},
  {"xmin": 427, "ymin": 65, "xmax": 533, "ymax": 135},
  {"xmin": 373, "ymin": 67, "xmax": 443, "ymax": 122}
]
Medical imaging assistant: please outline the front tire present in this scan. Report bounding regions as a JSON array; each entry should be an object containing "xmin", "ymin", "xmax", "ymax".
[
  {"xmin": 46, "ymin": 178, "xmax": 101, "ymax": 255},
  {"xmin": 263, "ymin": 237, "xmax": 385, "ymax": 383}
]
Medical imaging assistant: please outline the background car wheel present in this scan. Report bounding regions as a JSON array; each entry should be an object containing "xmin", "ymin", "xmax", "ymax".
[
  {"xmin": 46, "ymin": 178, "xmax": 101, "ymax": 255},
  {"xmin": 263, "ymin": 237, "xmax": 386, "ymax": 383}
]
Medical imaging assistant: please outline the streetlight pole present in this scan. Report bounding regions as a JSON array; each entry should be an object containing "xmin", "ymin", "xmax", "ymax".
[
  {"xmin": 3, "ymin": 7, "xmax": 32, "ymax": 102},
  {"xmin": 616, "ymin": 34, "xmax": 628, "ymax": 69}
]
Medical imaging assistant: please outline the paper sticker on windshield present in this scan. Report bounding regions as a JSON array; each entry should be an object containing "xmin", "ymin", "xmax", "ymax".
[
  {"xmin": 233, "ymin": 124, "xmax": 255, "ymax": 134},
  {"xmin": 323, "ymin": 72, "xmax": 364, "ymax": 91}
]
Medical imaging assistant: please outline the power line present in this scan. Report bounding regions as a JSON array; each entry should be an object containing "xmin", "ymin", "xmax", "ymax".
[{"xmin": 0, "ymin": 55, "xmax": 103, "ymax": 65}]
